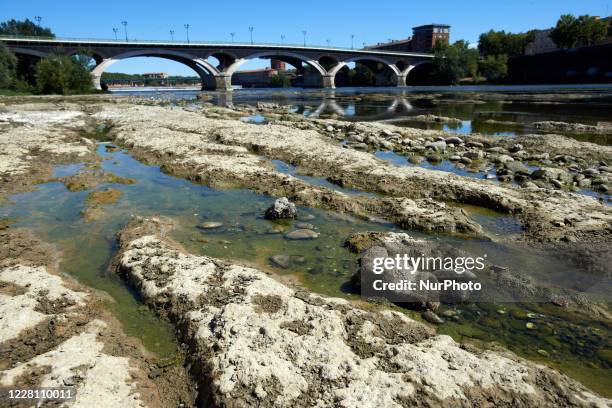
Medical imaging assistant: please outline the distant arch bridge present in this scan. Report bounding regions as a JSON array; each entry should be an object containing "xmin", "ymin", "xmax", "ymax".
[{"xmin": 1, "ymin": 37, "xmax": 434, "ymax": 90}]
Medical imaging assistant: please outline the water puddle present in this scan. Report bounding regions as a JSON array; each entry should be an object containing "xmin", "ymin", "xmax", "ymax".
[{"xmin": 240, "ymin": 114, "xmax": 268, "ymax": 124}]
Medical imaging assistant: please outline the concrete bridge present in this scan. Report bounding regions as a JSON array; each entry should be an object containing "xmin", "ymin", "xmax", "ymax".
[{"xmin": 1, "ymin": 37, "xmax": 434, "ymax": 90}]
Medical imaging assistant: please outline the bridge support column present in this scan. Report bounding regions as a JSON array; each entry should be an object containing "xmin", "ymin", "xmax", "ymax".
[
  {"xmin": 396, "ymin": 74, "xmax": 408, "ymax": 87},
  {"xmin": 322, "ymin": 74, "xmax": 335, "ymax": 89},
  {"xmin": 214, "ymin": 74, "xmax": 233, "ymax": 91}
]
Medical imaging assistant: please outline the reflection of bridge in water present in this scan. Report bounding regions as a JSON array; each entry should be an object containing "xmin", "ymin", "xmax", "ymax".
[
  {"xmin": 2, "ymin": 37, "xmax": 434, "ymax": 91},
  {"xmin": 216, "ymin": 91, "xmax": 415, "ymax": 121}
]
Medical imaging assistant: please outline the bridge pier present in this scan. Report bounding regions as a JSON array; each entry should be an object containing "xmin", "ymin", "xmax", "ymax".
[
  {"xmin": 214, "ymin": 74, "xmax": 233, "ymax": 91},
  {"xmin": 322, "ymin": 75, "xmax": 336, "ymax": 89},
  {"xmin": 396, "ymin": 74, "xmax": 408, "ymax": 87}
]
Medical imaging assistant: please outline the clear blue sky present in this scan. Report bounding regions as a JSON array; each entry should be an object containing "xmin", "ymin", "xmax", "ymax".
[{"xmin": 2, "ymin": 0, "xmax": 610, "ymax": 74}]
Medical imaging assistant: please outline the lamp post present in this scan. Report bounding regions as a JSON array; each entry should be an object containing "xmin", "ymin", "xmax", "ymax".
[
  {"xmin": 350, "ymin": 34, "xmax": 355, "ymax": 49},
  {"xmin": 184, "ymin": 24, "xmax": 190, "ymax": 43},
  {"xmin": 230, "ymin": 32, "xmax": 235, "ymax": 43},
  {"xmin": 113, "ymin": 28, "xmax": 118, "ymax": 40},
  {"xmin": 248, "ymin": 26, "xmax": 254, "ymax": 45},
  {"xmin": 121, "ymin": 21, "xmax": 128, "ymax": 42},
  {"xmin": 281, "ymin": 34, "xmax": 285, "ymax": 45},
  {"xmin": 170, "ymin": 30, "xmax": 174, "ymax": 41},
  {"xmin": 34, "ymin": 16, "xmax": 41, "ymax": 30},
  {"xmin": 302, "ymin": 30, "xmax": 307, "ymax": 47},
  {"xmin": 326, "ymin": 38, "xmax": 330, "ymax": 48}
]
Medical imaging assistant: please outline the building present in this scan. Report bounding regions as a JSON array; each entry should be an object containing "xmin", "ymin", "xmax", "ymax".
[
  {"xmin": 271, "ymin": 59, "xmax": 286, "ymax": 70},
  {"xmin": 411, "ymin": 24, "xmax": 450, "ymax": 52},
  {"xmin": 232, "ymin": 68, "xmax": 281, "ymax": 88},
  {"xmin": 524, "ymin": 29, "xmax": 557, "ymax": 56},
  {"xmin": 365, "ymin": 24, "xmax": 450, "ymax": 53},
  {"xmin": 142, "ymin": 72, "xmax": 169, "ymax": 79},
  {"xmin": 524, "ymin": 16, "xmax": 611, "ymax": 55}
]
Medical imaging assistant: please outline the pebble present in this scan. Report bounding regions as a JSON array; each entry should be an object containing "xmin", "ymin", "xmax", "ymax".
[
  {"xmin": 284, "ymin": 229, "xmax": 320, "ymax": 240},
  {"xmin": 270, "ymin": 255, "xmax": 291, "ymax": 269},
  {"xmin": 199, "ymin": 221, "xmax": 223, "ymax": 229},
  {"xmin": 295, "ymin": 222, "xmax": 315, "ymax": 230},
  {"xmin": 525, "ymin": 322, "xmax": 536, "ymax": 330},
  {"xmin": 422, "ymin": 310, "xmax": 444, "ymax": 324}
]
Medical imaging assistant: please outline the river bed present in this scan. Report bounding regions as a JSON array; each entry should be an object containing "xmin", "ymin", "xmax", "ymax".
[{"xmin": 1, "ymin": 138, "xmax": 610, "ymax": 395}]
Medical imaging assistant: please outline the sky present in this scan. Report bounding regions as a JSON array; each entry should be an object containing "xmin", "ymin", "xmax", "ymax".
[{"xmin": 2, "ymin": 0, "xmax": 610, "ymax": 75}]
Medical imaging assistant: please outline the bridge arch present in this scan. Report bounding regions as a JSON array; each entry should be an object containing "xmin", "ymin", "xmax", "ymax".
[
  {"xmin": 224, "ymin": 50, "xmax": 326, "ymax": 77},
  {"xmin": 90, "ymin": 49, "xmax": 220, "ymax": 90},
  {"xmin": 330, "ymin": 56, "xmax": 401, "ymax": 87}
]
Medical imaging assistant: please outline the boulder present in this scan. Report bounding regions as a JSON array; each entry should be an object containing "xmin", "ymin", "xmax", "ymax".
[{"xmin": 264, "ymin": 197, "xmax": 297, "ymax": 220}]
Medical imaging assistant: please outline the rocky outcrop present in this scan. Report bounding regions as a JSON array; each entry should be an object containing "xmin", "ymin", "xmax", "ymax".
[
  {"xmin": 0, "ymin": 227, "xmax": 195, "ymax": 407},
  {"xmin": 114, "ymin": 216, "xmax": 610, "ymax": 407}
]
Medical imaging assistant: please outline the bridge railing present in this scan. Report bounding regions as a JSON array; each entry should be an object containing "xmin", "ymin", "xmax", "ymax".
[{"xmin": 0, "ymin": 35, "xmax": 434, "ymax": 57}]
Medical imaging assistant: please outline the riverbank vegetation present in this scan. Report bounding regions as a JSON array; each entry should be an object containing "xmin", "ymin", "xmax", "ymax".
[
  {"xmin": 430, "ymin": 13, "xmax": 611, "ymax": 85},
  {"xmin": 0, "ymin": 19, "xmax": 96, "ymax": 95}
]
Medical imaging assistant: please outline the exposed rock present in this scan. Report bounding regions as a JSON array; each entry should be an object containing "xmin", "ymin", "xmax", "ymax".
[
  {"xmin": 264, "ymin": 197, "xmax": 297, "ymax": 220},
  {"xmin": 533, "ymin": 121, "xmax": 612, "ymax": 134},
  {"xmin": 504, "ymin": 161, "xmax": 531, "ymax": 175}
]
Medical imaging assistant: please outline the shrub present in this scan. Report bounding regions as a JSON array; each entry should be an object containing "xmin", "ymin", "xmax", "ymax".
[{"xmin": 35, "ymin": 53, "xmax": 95, "ymax": 94}]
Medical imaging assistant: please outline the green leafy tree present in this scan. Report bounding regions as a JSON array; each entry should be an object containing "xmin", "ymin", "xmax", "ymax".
[
  {"xmin": 575, "ymin": 15, "xmax": 608, "ymax": 45},
  {"xmin": 269, "ymin": 72, "xmax": 291, "ymax": 87},
  {"xmin": 0, "ymin": 42, "xmax": 17, "ymax": 89},
  {"xmin": 478, "ymin": 30, "xmax": 535, "ymax": 57},
  {"xmin": 35, "ymin": 52, "xmax": 94, "ymax": 94},
  {"xmin": 479, "ymin": 54, "xmax": 508, "ymax": 82},
  {"xmin": 0, "ymin": 18, "xmax": 55, "ymax": 37},
  {"xmin": 551, "ymin": 14, "xmax": 607, "ymax": 48},
  {"xmin": 432, "ymin": 40, "xmax": 480, "ymax": 84}
]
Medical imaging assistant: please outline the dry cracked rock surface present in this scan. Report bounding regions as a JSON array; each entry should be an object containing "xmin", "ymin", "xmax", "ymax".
[
  {"xmin": 0, "ymin": 226, "xmax": 196, "ymax": 407},
  {"xmin": 115, "ymin": 216, "xmax": 610, "ymax": 408},
  {"xmin": 90, "ymin": 101, "xmax": 611, "ymax": 244}
]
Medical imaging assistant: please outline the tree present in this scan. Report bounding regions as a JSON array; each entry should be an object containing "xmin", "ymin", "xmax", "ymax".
[
  {"xmin": 269, "ymin": 72, "xmax": 291, "ymax": 88},
  {"xmin": 478, "ymin": 30, "xmax": 535, "ymax": 57},
  {"xmin": 0, "ymin": 42, "xmax": 17, "ymax": 89},
  {"xmin": 576, "ymin": 15, "xmax": 608, "ymax": 46},
  {"xmin": 0, "ymin": 18, "xmax": 54, "ymax": 38},
  {"xmin": 432, "ymin": 40, "xmax": 480, "ymax": 84},
  {"xmin": 35, "ymin": 52, "xmax": 95, "ymax": 94},
  {"xmin": 550, "ymin": 14, "xmax": 607, "ymax": 48},
  {"xmin": 479, "ymin": 54, "xmax": 508, "ymax": 82}
]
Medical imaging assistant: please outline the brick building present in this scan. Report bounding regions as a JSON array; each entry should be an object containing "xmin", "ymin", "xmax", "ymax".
[{"xmin": 366, "ymin": 24, "xmax": 450, "ymax": 53}]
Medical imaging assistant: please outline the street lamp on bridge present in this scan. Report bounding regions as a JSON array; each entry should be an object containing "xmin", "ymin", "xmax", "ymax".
[
  {"xmin": 121, "ymin": 21, "xmax": 128, "ymax": 42},
  {"xmin": 34, "ymin": 16, "xmax": 42, "ymax": 30},
  {"xmin": 302, "ymin": 30, "xmax": 307, "ymax": 47},
  {"xmin": 170, "ymin": 30, "xmax": 174, "ymax": 41},
  {"xmin": 326, "ymin": 38, "xmax": 330, "ymax": 47},
  {"xmin": 230, "ymin": 32, "xmax": 235, "ymax": 43},
  {"xmin": 248, "ymin": 26, "xmax": 254, "ymax": 45},
  {"xmin": 280, "ymin": 34, "xmax": 285, "ymax": 45},
  {"xmin": 184, "ymin": 24, "xmax": 190, "ymax": 43},
  {"xmin": 112, "ymin": 28, "xmax": 118, "ymax": 40},
  {"xmin": 350, "ymin": 34, "xmax": 355, "ymax": 49}
]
